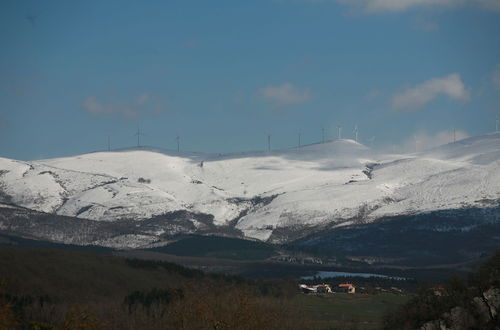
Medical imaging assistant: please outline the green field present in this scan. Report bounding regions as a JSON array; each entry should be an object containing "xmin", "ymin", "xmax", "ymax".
[{"xmin": 288, "ymin": 293, "xmax": 411, "ymax": 329}]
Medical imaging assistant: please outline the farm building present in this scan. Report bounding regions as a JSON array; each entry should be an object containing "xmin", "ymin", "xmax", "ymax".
[
  {"xmin": 337, "ymin": 283, "xmax": 355, "ymax": 294},
  {"xmin": 316, "ymin": 284, "xmax": 332, "ymax": 293},
  {"xmin": 299, "ymin": 284, "xmax": 332, "ymax": 294}
]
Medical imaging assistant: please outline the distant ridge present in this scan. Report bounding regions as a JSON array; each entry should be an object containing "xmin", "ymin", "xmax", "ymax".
[{"xmin": 0, "ymin": 132, "xmax": 499, "ymax": 248}]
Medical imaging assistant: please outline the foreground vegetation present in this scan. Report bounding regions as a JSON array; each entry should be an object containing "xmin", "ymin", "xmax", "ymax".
[
  {"xmin": 4, "ymin": 247, "xmax": 497, "ymax": 329},
  {"xmin": 0, "ymin": 247, "xmax": 412, "ymax": 329},
  {"xmin": 383, "ymin": 251, "xmax": 500, "ymax": 329}
]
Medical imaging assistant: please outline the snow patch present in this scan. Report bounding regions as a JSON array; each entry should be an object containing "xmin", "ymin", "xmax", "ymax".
[{"xmin": 0, "ymin": 134, "xmax": 499, "ymax": 242}]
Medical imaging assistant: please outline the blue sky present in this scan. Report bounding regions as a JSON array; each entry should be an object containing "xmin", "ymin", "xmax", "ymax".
[{"xmin": 1, "ymin": 0, "xmax": 499, "ymax": 160}]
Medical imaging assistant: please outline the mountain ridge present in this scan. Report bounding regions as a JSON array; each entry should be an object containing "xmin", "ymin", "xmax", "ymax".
[{"xmin": 1, "ymin": 133, "xmax": 499, "ymax": 248}]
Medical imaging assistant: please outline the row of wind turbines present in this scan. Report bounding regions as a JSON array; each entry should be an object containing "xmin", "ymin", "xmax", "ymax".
[
  {"xmin": 105, "ymin": 117, "xmax": 500, "ymax": 153},
  {"xmin": 104, "ymin": 125, "xmax": 359, "ymax": 153}
]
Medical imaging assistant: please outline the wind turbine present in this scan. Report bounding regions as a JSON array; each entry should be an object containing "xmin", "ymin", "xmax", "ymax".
[
  {"xmin": 176, "ymin": 134, "xmax": 180, "ymax": 152},
  {"xmin": 337, "ymin": 125, "xmax": 342, "ymax": 139},
  {"xmin": 107, "ymin": 135, "xmax": 111, "ymax": 151},
  {"xmin": 135, "ymin": 127, "xmax": 145, "ymax": 147},
  {"xmin": 353, "ymin": 125, "xmax": 358, "ymax": 142},
  {"xmin": 322, "ymin": 128, "xmax": 325, "ymax": 143},
  {"xmin": 298, "ymin": 131, "xmax": 301, "ymax": 149},
  {"xmin": 267, "ymin": 134, "xmax": 271, "ymax": 151}
]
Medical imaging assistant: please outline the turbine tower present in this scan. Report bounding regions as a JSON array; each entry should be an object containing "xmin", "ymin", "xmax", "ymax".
[
  {"xmin": 322, "ymin": 128, "xmax": 325, "ymax": 143},
  {"xmin": 176, "ymin": 134, "xmax": 180, "ymax": 152},
  {"xmin": 353, "ymin": 125, "xmax": 358, "ymax": 142},
  {"xmin": 337, "ymin": 125, "xmax": 342, "ymax": 139},
  {"xmin": 135, "ymin": 127, "xmax": 145, "ymax": 147},
  {"xmin": 267, "ymin": 134, "xmax": 271, "ymax": 151},
  {"xmin": 298, "ymin": 131, "xmax": 301, "ymax": 149},
  {"xmin": 107, "ymin": 135, "xmax": 111, "ymax": 151},
  {"xmin": 496, "ymin": 115, "xmax": 499, "ymax": 132}
]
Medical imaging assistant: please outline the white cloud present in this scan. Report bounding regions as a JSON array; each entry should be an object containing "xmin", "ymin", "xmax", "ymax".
[
  {"xmin": 82, "ymin": 93, "xmax": 164, "ymax": 121},
  {"xmin": 478, "ymin": 0, "xmax": 500, "ymax": 12},
  {"xmin": 137, "ymin": 92, "xmax": 151, "ymax": 105},
  {"xmin": 412, "ymin": 16, "xmax": 439, "ymax": 31},
  {"xmin": 396, "ymin": 129, "xmax": 470, "ymax": 153},
  {"xmin": 391, "ymin": 73, "xmax": 470, "ymax": 112},
  {"xmin": 257, "ymin": 82, "xmax": 311, "ymax": 108},
  {"xmin": 338, "ymin": 0, "xmax": 457, "ymax": 13},
  {"xmin": 295, "ymin": 0, "xmax": 500, "ymax": 13},
  {"xmin": 366, "ymin": 89, "xmax": 381, "ymax": 100},
  {"xmin": 492, "ymin": 63, "xmax": 500, "ymax": 91}
]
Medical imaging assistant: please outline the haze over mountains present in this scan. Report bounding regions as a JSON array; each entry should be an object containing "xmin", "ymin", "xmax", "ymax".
[{"xmin": 1, "ymin": 132, "xmax": 499, "ymax": 252}]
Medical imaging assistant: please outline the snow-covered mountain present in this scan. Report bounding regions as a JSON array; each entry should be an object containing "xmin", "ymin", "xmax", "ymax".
[{"xmin": 1, "ymin": 132, "xmax": 499, "ymax": 248}]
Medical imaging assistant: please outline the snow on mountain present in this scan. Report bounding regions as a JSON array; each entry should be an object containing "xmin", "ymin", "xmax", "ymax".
[{"xmin": 1, "ymin": 133, "xmax": 499, "ymax": 243}]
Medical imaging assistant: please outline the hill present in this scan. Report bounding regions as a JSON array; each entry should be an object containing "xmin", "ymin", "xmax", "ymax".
[
  {"xmin": 0, "ymin": 247, "xmax": 408, "ymax": 329},
  {"xmin": 0, "ymin": 133, "xmax": 499, "ymax": 258}
]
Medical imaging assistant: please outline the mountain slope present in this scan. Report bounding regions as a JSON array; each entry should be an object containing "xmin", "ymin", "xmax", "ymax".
[{"xmin": 1, "ymin": 133, "xmax": 499, "ymax": 247}]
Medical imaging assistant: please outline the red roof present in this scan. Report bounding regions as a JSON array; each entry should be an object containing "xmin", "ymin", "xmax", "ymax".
[{"xmin": 339, "ymin": 283, "xmax": 354, "ymax": 287}]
